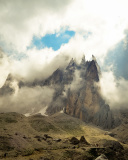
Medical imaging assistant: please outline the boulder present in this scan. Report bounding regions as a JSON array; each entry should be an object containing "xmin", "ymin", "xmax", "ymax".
[
  {"xmin": 95, "ymin": 154, "xmax": 108, "ymax": 160},
  {"xmin": 70, "ymin": 137, "xmax": 79, "ymax": 145},
  {"xmin": 79, "ymin": 136, "xmax": 89, "ymax": 145}
]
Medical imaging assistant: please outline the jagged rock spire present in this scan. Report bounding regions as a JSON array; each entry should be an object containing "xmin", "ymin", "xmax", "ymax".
[
  {"xmin": 80, "ymin": 55, "xmax": 86, "ymax": 67},
  {"xmin": 92, "ymin": 55, "xmax": 96, "ymax": 61},
  {"xmin": 68, "ymin": 58, "xmax": 76, "ymax": 66},
  {"xmin": 66, "ymin": 58, "xmax": 77, "ymax": 70},
  {"xmin": 0, "ymin": 73, "xmax": 14, "ymax": 95},
  {"xmin": 92, "ymin": 55, "xmax": 101, "ymax": 75}
]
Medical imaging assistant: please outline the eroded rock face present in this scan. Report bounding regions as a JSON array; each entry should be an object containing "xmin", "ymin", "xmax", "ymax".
[
  {"xmin": 63, "ymin": 57, "xmax": 115, "ymax": 129},
  {"xmin": 44, "ymin": 55, "xmax": 117, "ymax": 129}
]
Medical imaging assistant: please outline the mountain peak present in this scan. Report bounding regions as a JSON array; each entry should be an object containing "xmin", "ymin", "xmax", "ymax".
[
  {"xmin": 69, "ymin": 58, "xmax": 76, "ymax": 65},
  {"xmin": 85, "ymin": 59, "xmax": 99, "ymax": 81},
  {"xmin": 92, "ymin": 55, "xmax": 97, "ymax": 61},
  {"xmin": 66, "ymin": 58, "xmax": 77, "ymax": 70},
  {"xmin": 0, "ymin": 74, "xmax": 14, "ymax": 96},
  {"xmin": 80, "ymin": 55, "xmax": 86, "ymax": 67}
]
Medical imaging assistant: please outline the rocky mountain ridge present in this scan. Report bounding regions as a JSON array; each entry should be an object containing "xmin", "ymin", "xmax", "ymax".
[
  {"xmin": 0, "ymin": 55, "xmax": 119, "ymax": 129},
  {"xmin": 43, "ymin": 55, "xmax": 117, "ymax": 129}
]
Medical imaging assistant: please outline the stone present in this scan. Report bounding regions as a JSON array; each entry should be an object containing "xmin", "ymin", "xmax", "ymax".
[
  {"xmin": 79, "ymin": 136, "xmax": 89, "ymax": 145},
  {"xmin": 70, "ymin": 137, "xmax": 79, "ymax": 145},
  {"xmin": 95, "ymin": 154, "xmax": 108, "ymax": 160}
]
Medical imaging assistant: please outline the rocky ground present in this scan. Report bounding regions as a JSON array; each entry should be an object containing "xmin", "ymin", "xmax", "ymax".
[{"xmin": 0, "ymin": 112, "xmax": 128, "ymax": 160}]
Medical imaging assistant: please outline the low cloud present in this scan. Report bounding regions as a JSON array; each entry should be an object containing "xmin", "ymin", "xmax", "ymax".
[
  {"xmin": 0, "ymin": 49, "xmax": 10, "ymax": 87},
  {"xmin": 69, "ymin": 69, "xmax": 83, "ymax": 91},
  {"xmin": 10, "ymin": 48, "xmax": 71, "ymax": 83},
  {"xmin": 0, "ymin": 86, "xmax": 54, "ymax": 114},
  {"xmin": 98, "ymin": 70, "xmax": 128, "ymax": 109}
]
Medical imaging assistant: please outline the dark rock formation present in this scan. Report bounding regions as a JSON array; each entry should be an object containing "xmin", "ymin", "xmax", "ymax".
[
  {"xmin": 0, "ymin": 74, "xmax": 14, "ymax": 95},
  {"xmin": 70, "ymin": 137, "xmax": 79, "ymax": 145},
  {"xmin": 43, "ymin": 69, "xmax": 64, "ymax": 86},
  {"xmin": 79, "ymin": 136, "xmax": 89, "ymax": 145},
  {"xmin": 63, "ymin": 56, "xmax": 115, "ymax": 129},
  {"xmin": 37, "ymin": 55, "xmax": 118, "ymax": 129}
]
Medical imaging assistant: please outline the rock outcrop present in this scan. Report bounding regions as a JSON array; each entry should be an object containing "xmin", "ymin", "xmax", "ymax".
[
  {"xmin": 70, "ymin": 137, "xmax": 79, "ymax": 145},
  {"xmin": 79, "ymin": 136, "xmax": 89, "ymax": 145},
  {"xmin": 45, "ymin": 55, "xmax": 115, "ymax": 129}
]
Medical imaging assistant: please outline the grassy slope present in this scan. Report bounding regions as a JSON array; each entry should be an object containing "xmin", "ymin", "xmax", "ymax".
[{"xmin": 0, "ymin": 112, "xmax": 127, "ymax": 160}]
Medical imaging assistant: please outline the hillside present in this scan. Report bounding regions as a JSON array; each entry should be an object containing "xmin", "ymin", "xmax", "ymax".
[{"xmin": 0, "ymin": 112, "xmax": 128, "ymax": 160}]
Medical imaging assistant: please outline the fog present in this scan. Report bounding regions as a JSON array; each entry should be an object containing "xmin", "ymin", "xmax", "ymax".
[
  {"xmin": 98, "ymin": 70, "xmax": 128, "ymax": 109},
  {"xmin": 0, "ymin": 85, "xmax": 54, "ymax": 114}
]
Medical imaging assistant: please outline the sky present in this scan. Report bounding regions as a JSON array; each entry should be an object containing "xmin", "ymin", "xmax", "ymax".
[
  {"xmin": 29, "ymin": 30, "xmax": 75, "ymax": 50},
  {"xmin": 0, "ymin": 0, "xmax": 128, "ymax": 112}
]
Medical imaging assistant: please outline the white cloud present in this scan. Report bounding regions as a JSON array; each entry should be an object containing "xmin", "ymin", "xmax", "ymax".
[
  {"xmin": 0, "ymin": 49, "xmax": 10, "ymax": 87},
  {"xmin": 69, "ymin": 69, "xmax": 83, "ymax": 91},
  {"xmin": 0, "ymin": 0, "xmax": 128, "ymax": 112},
  {"xmin": 60, "ymin": 0, "xmax": 128, "ymax": 63},
  {"xmin": 98, "ymin": 70, "xmax": 128, "ymax": 109},
  {"xmin": 0, "ymin": 0, "xmax": 128, "ymax": 57},
  {"xmin": 0, "ymin": 86, "xmax": 54, "ymax": 113},
  {"xmin": 1, "ymin": 0, "xmax": 128, "ymax": 77},
  {"xmin": 0, "ymin": 0, "xmax": 73, "ymax": 52},
  {"xmin": 9, "ymin": 47, "xmax": 71, "ymax": 82}
]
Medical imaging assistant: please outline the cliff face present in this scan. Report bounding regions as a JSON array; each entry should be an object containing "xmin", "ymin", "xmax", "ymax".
[
  {"xmin": 44, "ymin": 56, "xmax": 115, "ymax": 129},
  {"xmin": 65, "ymin": 82, "xmax": 114, "ymax": 129}
]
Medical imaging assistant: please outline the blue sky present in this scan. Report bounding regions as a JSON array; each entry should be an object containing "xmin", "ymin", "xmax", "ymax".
[
  {"xmin": 104, "ymin": 40, "xmax": 128, "ymax": 80},
  {"xmin": 29, "ymin": 30, "xmax": 75, "ymax": 51}
]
